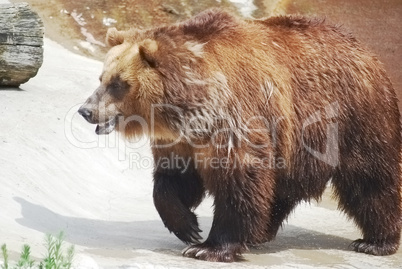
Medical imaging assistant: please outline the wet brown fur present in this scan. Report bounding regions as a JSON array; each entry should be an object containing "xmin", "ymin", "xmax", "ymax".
[{"xmin": 81, "ymin": 9, "xmax": 401, "ymax": 262}]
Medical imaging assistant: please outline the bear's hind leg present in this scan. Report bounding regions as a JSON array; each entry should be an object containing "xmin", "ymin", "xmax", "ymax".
[
  {"xmin": 332, "ymin": 169, "xmax": 402, "ymax": 255},
  {"xmin": 266, "ymin": 198, "xmax": 298, "ymax": 241}
]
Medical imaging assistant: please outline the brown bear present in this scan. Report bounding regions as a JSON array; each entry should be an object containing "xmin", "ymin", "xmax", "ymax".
[{"xmin": 78, "ymin": 9, "xmax": 401, "ymax": 262}]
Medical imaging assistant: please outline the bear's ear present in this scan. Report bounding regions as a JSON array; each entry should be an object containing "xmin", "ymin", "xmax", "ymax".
[
  {"xmin": 139, "ymin": 39, "xmax": 159, "ymax": 68},
  {"xmin": 106, "ymin": 28, "xmax": 125, "ymax": 47}
]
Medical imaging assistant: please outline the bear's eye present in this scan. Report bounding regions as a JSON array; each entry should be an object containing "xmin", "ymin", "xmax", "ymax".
[{"xmin": 107, "ymin": 76, "xmax": 129, "ymax": 100}]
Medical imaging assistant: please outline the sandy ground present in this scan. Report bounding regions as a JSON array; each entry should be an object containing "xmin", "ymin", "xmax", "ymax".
[{"xmin": 1, "ymin": 0, "xmax": 402, "ymax": 268}]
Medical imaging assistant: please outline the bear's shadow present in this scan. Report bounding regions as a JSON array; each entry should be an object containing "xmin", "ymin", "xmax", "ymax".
[{"xmin": 14, "ymin": 197, "xmax": 352, "ymax": 254}]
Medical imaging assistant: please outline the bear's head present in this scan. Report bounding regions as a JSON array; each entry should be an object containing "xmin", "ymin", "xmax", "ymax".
[
  {"xmin": 78, "ymin": 10, "xmax": 241, "ymax": 141},
  {"xmin": 78, "ymin": 28, "xmax": 168, "ymax": 137}
]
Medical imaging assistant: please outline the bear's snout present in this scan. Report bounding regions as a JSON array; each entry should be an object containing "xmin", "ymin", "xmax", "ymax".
[{"xmin": 78, "ymin": 107, "xmax": 93, "ymax": 123}]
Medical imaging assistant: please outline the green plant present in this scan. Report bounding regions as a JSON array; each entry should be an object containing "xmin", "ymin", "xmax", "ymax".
[
  {"xmin": 1, "ymin": 244, "xmax": 9, "ymax": 269},
  {"xmin": 1, "ymin": 232, "xmax": 74, "ymax": 269},
  {"xmin": 16, "ymin": 245, "xmax": 35, "ymax": 269},
  {"xmin": 40, "ymin": 232, "xmax": 74, "ymax": 269}
]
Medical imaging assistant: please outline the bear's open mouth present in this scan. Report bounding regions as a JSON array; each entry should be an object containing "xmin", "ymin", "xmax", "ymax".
[{"xmin": 95, "ymin": 115, "xmax": 118, "ymax": 135}]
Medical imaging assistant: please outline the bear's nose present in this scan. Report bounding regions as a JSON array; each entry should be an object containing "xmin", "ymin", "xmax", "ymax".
[{"xmin": 78, "ymin": 107, "xmax": 93, "ymax": 121}]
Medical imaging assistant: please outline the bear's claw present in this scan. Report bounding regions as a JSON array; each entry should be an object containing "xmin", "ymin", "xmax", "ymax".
[
  {"xmin": 350, "ymin": 239, "xmax": 399, "ymax": 256},
  {"xmin": 173, "ymin": 223, "xmax": 202, "ymax": 244},
  {"xmin": 182, "ymin": 242, "xmax": 246, "ymax": 262},
  {"xmin": 167, "ymin": 210, "xmax": 203, "ymax": 245}
]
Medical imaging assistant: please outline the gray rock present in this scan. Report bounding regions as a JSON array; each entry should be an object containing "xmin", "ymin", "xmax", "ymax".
[{"xmin": 0, "ymin": 2, "xmax": 44, "ymax": 87}]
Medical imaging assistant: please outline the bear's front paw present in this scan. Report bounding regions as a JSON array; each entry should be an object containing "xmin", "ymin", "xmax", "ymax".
[
  {"xmin": 350, "ymin": 239, "xmax": 399, "ymax": 256},
  {"xmin": 171, "ymin": 217, "xmax": 203, "ymax": 245},
  {"xmin": 182, "ymin": 242, "xmax": 246, "ymax": 262}
]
